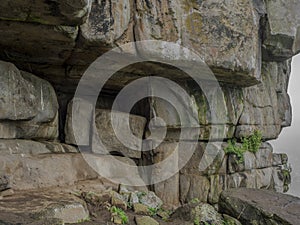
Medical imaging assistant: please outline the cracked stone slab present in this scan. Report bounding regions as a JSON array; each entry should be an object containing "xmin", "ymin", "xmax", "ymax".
[{"xmin": 219, "ymin": 188, "xmax": 300, "ymax": 225}]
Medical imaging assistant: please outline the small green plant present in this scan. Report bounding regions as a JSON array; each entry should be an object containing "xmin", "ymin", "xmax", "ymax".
[
  {"xmin": 190, "ymin": 198, "xmax": 200, "ymax": 204},
  {"xmin": 241, "ymin": 130, "xmax": 262, "ymax": 153},
  {"xmin": 225, "ymin": 130, "xmax": 262, "ymax": 163},
  {"xmin": 194, "ymin": 217, "xmax": 200, "ymax": 225},
  {"xmin": 111, "ymin": 206, "xmax": 128, "ymax": 224},
  {"xmin": 148, "ymin": 207, "xmax": 158, "ymax": 216},
  {"xmin": 76, "ymin": 216, "xmax": 90, "ymax": 223},
  {"xmin": 222, "ymin": 220, "xmax": 235, "ymax": 225}
]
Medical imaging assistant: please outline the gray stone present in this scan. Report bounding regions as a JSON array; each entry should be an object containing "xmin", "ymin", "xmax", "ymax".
[
  {"xmin": 235, "ymin": 61, "xmax": 292, "ymax": 140},
  {"xmin": 208, "ymin": 175, "xmax": 227, "ymax": 205},
  {"xmin": 0, "ymin": 61, "xmax": 37, "ymax": 120},
  {"xmin": 0, "ymin": 113, "xmax": 59, "ymax": 140},
  {"xmin": 93, "ymin": 109, "xmax": 147, "ymax": 158},
  {"xmin": 133, "ymin": 203, "xmax": 150, "ymax": 215},
  {"xmin": 21, "ymin": 71, "xmax": 59, "ymax": 123},
  {"xmin": 0, "ymin": 189, "xmax": 14, "ymax": 197},
  {"xmin": 80, "ymin": 0, "xmax": 131, "ymax": 47},
  {"xmin": 65, "ymin": 98, "xmax": 147, "ymax": 158},
  {"xmin": 65, "ymin": 98, "xmax": 94, "ymax": 146},
  {"xmin": 255, "ymin": 168, "xmax": 273, "ymax": 189},
  {"xmin": 0, "ymin": 191, "xmax": 89, "ymax": 224},
  {"xmin": 111, "ymin": 191, "xmax": 127, "ymax": 210},
  {"xmin": 150, "ymin": 141, "xmax": 180, "ymax": 209},
  {"xmin": 255, "ymin": 147, "xmax": 273, "ymax": 169},
  {"xmin": 0, "ymin": 21, "xmax": 78, "ymax": 65},
  {"xmin": 85, "ymin": 154, "xmax": 147, "ymax": 187},
  {"xmin": 0, "ymin": 0, "xmax": 91, "ymax": 25},
  {"xmin": 0, "ymin": 139, "xmax": 78, "ymax": 155},
  {"xmin": 135, "ymin": 0, "xmax": 262, "ymax": 86},
  {"xmin": 153, "ymin": 174, "xmax": 180, "ymax": 210},
  {"xmin": 227, "ymin": 144, "xmax": 274, "ymax": 174},
  {"xmin": 223, "ymin": 214, "xmax": 242, "ymax": 225},
  {"xmin": 0, "ymin": 61, "xmax": 59, "ymax": 140},
  {"xmin": 135, "ymin": 216, "xmax": 159, "ymax": 225},
  {"xmin": 179, "ymin": 142, "xmax": 226, "ymax": 176},
  {"xmin": 172, "ymin": 202, "xmax": 223, "ymax": 225},
  {"xmin": 148, "ymin": 84, "xmax": 243, "ymax": 141},
  {"xmin": 179, "ymin": 174, "xmax": 210, "ymax": 204},
  {"xmin": 227, "ymin": 151, "xmax": 256, "ymax": 174},
  {"xmin": 0, "ymin": 0, "xmax": 297, "ymax": 94},
  {"xmin": 219, "ymin": 188, "xmax": 300, "ymax": 225},
  {"xmin": 139, "ymin": 191, "xmax": 163, "ymax": 209},
  {"xmin": 272, "ymin": 153, "xmax": 283, "ymax": 166},
  {"xmin": 0, "ymin": 153, "xmax": 98, "ymax": 190},
  {"xmin": 263, "ymin": 0, "xmax": 300, "ymax": 61},
  {"xmin": 227, "ymin": 171, "xmax": 257, "ymax": 189}
]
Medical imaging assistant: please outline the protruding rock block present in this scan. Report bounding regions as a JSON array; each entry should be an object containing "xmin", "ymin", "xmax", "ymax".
[
  {"xmin": 0, "ymin": 22, "xmax": 78, "ymax": 65},
  {"xmin": 0, "ymin": 0, "xmax": 91, "ymax": 26},
  {"xmin": 0, "ymin": 61, "xmax": 59, "ymax": 140},
  {"xmin": 236, "ymin": 60, "xmax": 292, "ymax": 140},
  {"xmin": 135, "ymin": 0, "xmax": 262, "ymax": 85},
  {"xmin": 263, "ymin": 0, "xmax": 300, "ymax": 61}
]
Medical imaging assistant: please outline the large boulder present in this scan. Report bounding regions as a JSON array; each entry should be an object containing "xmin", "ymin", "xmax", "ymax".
[
  {"xmin": 0, "ymin": 191, "xmax": 89, "ymax": 224},
  {"xmin": 0, "ymin": 61, "xmax": 59, "ymax": 140},
  {"xmin": 219, "ymin": 188, "xmax": 300, "ymax": 225},
  {"xmin": 263, "ymin": 0, "xmax": 300, "ymax": 61},
  {"xmin": 0, "ymin": 153, "xmax": 98, "ymax": 190}
]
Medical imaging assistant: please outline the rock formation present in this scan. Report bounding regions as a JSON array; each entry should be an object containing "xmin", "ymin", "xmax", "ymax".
[{"xmin": 0, "ymin": 0, "xmax": 299, "ymax": 224}]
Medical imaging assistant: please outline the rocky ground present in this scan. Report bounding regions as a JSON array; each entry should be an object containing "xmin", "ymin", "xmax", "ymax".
[
  {"xmin": 1, "ymin": 181, "xmax": 300, "ymax": 225},
  {"xmin": 0, "ymin": 179, "xmax": 237, "ymax": 225}
]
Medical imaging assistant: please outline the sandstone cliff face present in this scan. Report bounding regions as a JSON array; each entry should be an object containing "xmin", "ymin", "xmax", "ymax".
[{"xmin": 0, "ymin": 0, "xmax": 299, "ymax": 222}]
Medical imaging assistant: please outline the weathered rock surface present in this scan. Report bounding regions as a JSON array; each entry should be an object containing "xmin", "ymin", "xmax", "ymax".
[
  {"xmin": 65, "ymin": 98, "xmax": 147, "ymax": 158},
  {"xmin": 235, "ymin": 60, "xmax": 292, "ymax": 140},
  {"xmin": 263, "ymin": 0, "xmax": 300, "ymax": 61},
  {"xmin": 147, "ymin": 141, "xmax": 290, "ymax": 207},
  {"xmin": 0, "ymin": 0, "xmax": 91, "ymax": 26},
  {"xmin": 65, "ymin": 98, "xmax": 94, "ymax": 146},
  {"xmin": 0, "ymin": 191, "xmax": 89, "ymax": 224},
  {"xmin": 0, "ymin": 61, "xmax": 59, "ymax": 140},
  {"xmin": 2, "ymin": 0, "xmax": 298, "ymax": 88},
  {"xmin": 0, "ymin": 1, "xmax": 298, "ymax": 224},
  {"xmin": 172, "ymin": 202, "xmax": 223, "ymax": 225},
  {"xmin": 135, "ymin": 216, "xmax": 159, "ymax": 225},
  {"xmin": 93, "ymin": 109, "xmax": 147, "ymax": 158},
  {"xmin": 0, "ymin": 153, "xmax": 98, "ymax": 190},
  {"xmin": 219, "ymin": 188, "xmax": 300, "ymax": 225},
  {"xmin": 0, "ymin": 139, "xmax": 78, "ymax": 155}
]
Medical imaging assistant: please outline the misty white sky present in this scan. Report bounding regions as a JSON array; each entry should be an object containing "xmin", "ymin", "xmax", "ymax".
[{"xmin": 271, "ymin": 54, "xmax": 300, "ymax": 197}]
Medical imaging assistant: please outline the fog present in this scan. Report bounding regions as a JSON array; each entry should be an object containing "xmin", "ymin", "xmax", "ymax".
[{"xmin": 271, "ymin": 54, "xmax": 300, "ymax": 197}]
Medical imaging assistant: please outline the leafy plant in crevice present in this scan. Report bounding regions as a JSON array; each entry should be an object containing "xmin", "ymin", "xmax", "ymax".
[
  {"xmin": 222, "ymin": 219, "xmax": 235, "ymax": 225},
  {"xmin": 110, "ymin": 206, "xmax": 128, "ymax": 224},
  {"xmin": 148, "ymin": 207, "xmax": 158, "ymax": 216},
  {"xmin": 224, "ymin": 130, "xmax": 262, "ymax": 163},
  {"xmin": 194, "ymin": 217, "xmax": 200, "ymax": 225}
]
